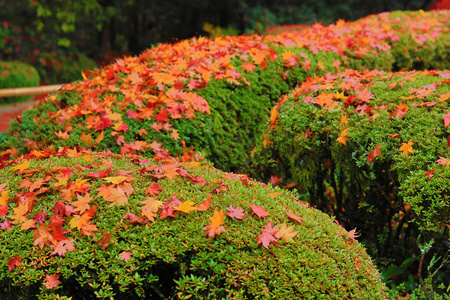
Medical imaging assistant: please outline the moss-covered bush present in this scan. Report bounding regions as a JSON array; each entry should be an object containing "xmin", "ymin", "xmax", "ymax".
[
  {"xmin": 0, "ymin": 61, "xmax": 40, "ymax": 104},
  {"xmin": 2, "ymin": 10, "xmax": 449, "ymax": 174},
  {"xmin": 0, "ymin": 149, "xmax": 386, "ymax": 299},
  {"xmin": 262, "ymin": 69, "xmax": 450, "ymax": 293}
]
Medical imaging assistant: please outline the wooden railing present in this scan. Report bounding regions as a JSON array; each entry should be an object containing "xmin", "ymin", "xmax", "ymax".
[{"xmin": 0, "ymin": 84, "xmax": 63, "ymax": 98}]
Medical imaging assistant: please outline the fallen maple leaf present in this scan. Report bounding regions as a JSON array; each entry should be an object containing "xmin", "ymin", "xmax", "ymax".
[
  {"xmin": 51, "ymin": 239, "xmax": 76, "ymax": 256},
  {"xmin": 43, "ymin": 273, "xmax": 61, "ymax": 289},
  {"xmin": 11, "ymin": 160, "xmax": 30, "ymax": 172},
  {"xmin": 286, "ymin": 211, "xmax": 303, "ymax": 224},
  {"xmin": 71, "ymin": 193, "xmax": 92, "ymax": 214},
  {"xmin": 198, "ymin": 195, "xmax": 211, "ymax": 211},
  {"xmin": 226, "ymin": 205, "xmax": 246, "ymax": 219},
  {"xmin": 425, "ymin": 169, "xmax": 436, "ymax": 179},
  {"xmin": 367, "ymin": 145, "xmax": 382, "ymax": 164},
  {"xmin": 337, "ymin": 128, "xmax": 349, "ymax": 145},
  {"xmin": 275, "ymin": 222, "xmax": 298, "ymax": 242},
  {"xmin": 7, "ymin": 255, "xmax": 20, "ymax": 271},
  {"xmin": 250, "ymin": 204, "xmax": 270, "ymax": 219},
  {"xmin": 98, "ymin": 231, "xmax": 112, "ymax": 250},
  {"xmin": 103, "ymin": 176, "xmax": 128, "ymax": 185},
  {"xmin": 399, "ymin": 140, "xmax": 414, "ymax": 156},
  {"xmin": 347, "ymin": 228, "xmax": 361, "ymax": 240},
  {"xmin": 257, "ymin": 221, "xmax": 279, "ymax": 250},
  {"xmin": 174, "ymin": 200, "xmax": 198, "ymax": 214},
  {"xmin": 202, "ymin": 210, "xmax": 226, "ymax": 239},
  {"xmin": 119, "ymin": 251, "xmax": 132, "ymax": 261},
  {"xmin": 436, "ymin": 156, "xmax": 450, "ymax": 167}
]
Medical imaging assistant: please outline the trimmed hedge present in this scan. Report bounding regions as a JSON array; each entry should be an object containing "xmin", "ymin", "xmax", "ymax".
[
  {"xmin": 263, "ymin": 69, "xmax": 450, "ymax": 293},
  {"xmin": 2, "ymin": 10, "xmax": 449, "ymax": 174},
  {"xmin": 0, "ymin": 61, "xmax": 40, "ymax": 104},
  {"xmin": 0, "ymin": 149, "xmax": 386, "ymax": 299}
]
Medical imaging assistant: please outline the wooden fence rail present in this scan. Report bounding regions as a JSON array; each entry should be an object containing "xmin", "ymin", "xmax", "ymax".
[{"xmin": 0, "ymin": 84, "xmax": 64, "ymax": 98}]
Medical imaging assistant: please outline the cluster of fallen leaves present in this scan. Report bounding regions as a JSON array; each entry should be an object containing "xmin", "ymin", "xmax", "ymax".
[
  {"xmin": 3, "ymin": 10, "xmax": 449, "ymax": 161},
  {"xmin": 2, "ymin": 148, "xmax": 365, "ymax": 291}
]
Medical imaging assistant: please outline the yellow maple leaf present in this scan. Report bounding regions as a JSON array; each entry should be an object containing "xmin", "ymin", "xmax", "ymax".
[
  {"xmin": 399, "ymin": 140, "xmax": 414, "ymax": 156},
  {"xmin": 275, "ymin": 222, "xmax": 298, "ymax": 242},
  {"xmin": 103, "ymin": 176, "xmax": 128, "ymax": 185},
  {"xmin": 12, "ymin": 160, "xmax": 30, "ymax": 172},
  {"xmin": 174, "ymin": 200, "xmax": 198, "ymax": 214},
  {"xmin": 141, "ymin": 197, "xmax": 163, "ymax": 213},
  {"xmin": 209, "ymin": 210, "xmax": 225, "ymax": 228}
]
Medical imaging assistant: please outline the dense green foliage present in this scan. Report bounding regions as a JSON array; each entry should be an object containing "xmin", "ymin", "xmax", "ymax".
[
  {"xmin": 263, "ymin": 69, "xmax": 450, "ymax": 295},
  {"xmin": 0, "ymin": 61, "xmax": 40, "ymax": 104},
  {"xmin": 0, "ymin": 21, "xmax": 97, "ymax": 84},
  {"xmin": 0, "ymin": 149, "xmax": 386, "ymax": 299}
]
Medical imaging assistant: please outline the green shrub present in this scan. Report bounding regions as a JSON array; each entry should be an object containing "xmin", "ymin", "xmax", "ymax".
[
  {"xmin": 0, "ymin": 61, "xmax": 40, "ymax": 104},
  {"xmin": 263, "ymin": 69, "xmax": 450, "ymax": 294},
  {"xmin": 31, "ymin": 50, "xmax": 98, "ymax": 84},
  {"xmin": 3, "ymin": 10, "xmax": 449, "ymax": 175},
  {"xmin": 0, "ymin": 149, "xmax": 386, "ymax": 299},
  {"xmin": 0, "ymin": 21, "xmax": 97, "ymax": 85}
]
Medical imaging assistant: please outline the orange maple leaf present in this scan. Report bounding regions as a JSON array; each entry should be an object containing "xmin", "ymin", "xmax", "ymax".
[
  {"xmin": 71, "ymin": 193, "xmax": 92, "ymax": 214},
  {"xmin": 198, "ymin": 195, "xmax": 211, "ymax": 211},
  {"xmin": 105, "ymin": 186, "xmax": 128, "ymax": 206},
  {"xmin": 11, "ymin": 202, "xmax": 28, "ymax": 223},
  {"xmin": 337, "ymin": 128, "xmax": 349, "ymax": 145},
  {"xmin": 43, "ymin": 273, "xmax": 61, "ymax": 289},
  {"xmin": 202, "ymin": 210, "xmax": 226, "ymax": 239},
  {"xmin": 399, "ymin": 140, "xmax": 414, "ymax": 156}
]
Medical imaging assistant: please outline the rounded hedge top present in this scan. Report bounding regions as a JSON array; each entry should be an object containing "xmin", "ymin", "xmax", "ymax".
[
  {"xmin": 0, "ymin": 149, "xmax": 386, "ymax": 299},
  {"xmin": 265, "ymin": 69, "xmax": 450, "ymax": 245}
]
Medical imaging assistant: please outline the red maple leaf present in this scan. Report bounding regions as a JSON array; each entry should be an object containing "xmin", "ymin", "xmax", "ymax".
[
  {"xmin": 250, "ymin": 204, "xmax": 270, "ymax": 219},
  {"xmin": 367, "ymin": 145, "xmax": 382, "ymax": 164},
  {"xmin": 425, "ymin": 169, "xmax": 436, "ymax": 179},
  {"xmin": 269, "ymin": 175, "xmax": 282, "ymax": 186},
  {"xmin": 7, "ymin": 255, "xmax": 20, "ymax": 271},
  {"xmin": 159, "ymin": 196, "xmax": 182, "ymax": 219},
  {"xmin": 257, "ymin": 221, "xmax": 279, "ymax": 250}
]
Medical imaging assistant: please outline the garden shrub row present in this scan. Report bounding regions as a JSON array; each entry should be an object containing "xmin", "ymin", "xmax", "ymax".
[
  {"xmin": 0, "ymin": 9, "xmax": 449, "ymax": 299},
  {"xmin": 0, "ymin": 61, "xmax": 40, "ymax": 104},
  {"xmin": 2, "ymin": 10, "xmax": 449, "ymax": 175},
  {"xmin": 0, "ymin": 149, "xmax": 386, "ymax": 299},
  {"xmin": 263, "ymin": 69, "xmax": 450, "ymax": 296}
]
